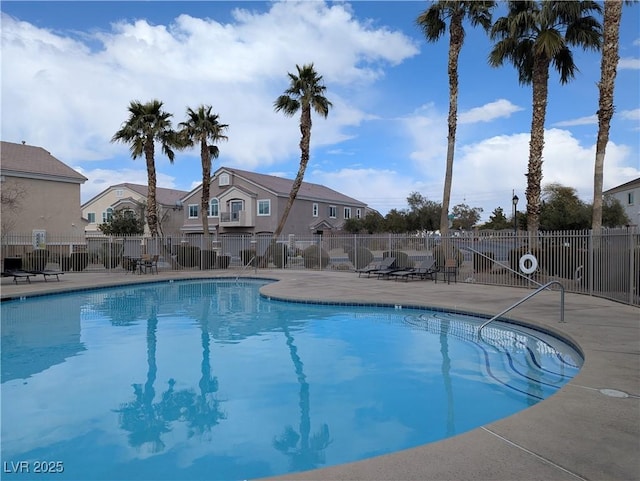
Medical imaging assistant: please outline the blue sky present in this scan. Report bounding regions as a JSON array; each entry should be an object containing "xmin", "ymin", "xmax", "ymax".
[{"xmin": 1, "ymin": 1, "xmax": 638, "ymax": 221}]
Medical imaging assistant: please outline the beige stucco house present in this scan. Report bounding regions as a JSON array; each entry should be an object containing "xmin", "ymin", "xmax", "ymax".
[
  {"xmin": 1, "ymin": 140, "xmax": 87, "ymax": 237},
  {"xmin": 81, "ymin": 183, "xmax": 188, "ymax": 236},
  {"xmin": 180, "ymin": 166, "xmax": 368, "ymax": 237},
  {"xmin": 604, "ymin": 177, "xmax": 640, "ymax": 227}
]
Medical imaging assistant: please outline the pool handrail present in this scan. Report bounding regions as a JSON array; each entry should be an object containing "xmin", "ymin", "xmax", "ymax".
[
  {"xmin": 236, "ymin": 255, "xmax": 257, "ymax": 282},
  {"xmin": 478, "ymin": 280, "xmax": 565, "ymax": 333}
]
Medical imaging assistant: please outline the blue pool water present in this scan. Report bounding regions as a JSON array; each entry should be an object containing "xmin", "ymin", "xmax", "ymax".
[{"xmin": 1, "ymin": 279, "xmax": 582, "ymax": 481}]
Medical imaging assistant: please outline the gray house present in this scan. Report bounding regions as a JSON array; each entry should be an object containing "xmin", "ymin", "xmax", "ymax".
[
  {"xmin": 180, "ymin": 167, "xmax": 368, "ymax": 237},
  {"xmin": 604, "ymin": 177, "xmax": 640, "ymax": 227}
]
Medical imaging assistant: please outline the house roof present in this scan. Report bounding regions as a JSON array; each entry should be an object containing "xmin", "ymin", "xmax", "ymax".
[
  {"xmin": 183, "ymin": 166, "xmax": 366, "ymax": 206},
  {"xmin": 604, "ymin": 177, "xmax": 640, "ymax": 194},
  {"xmin": 0, "ymin": 140, "xmax": 87, "ymax": 183},
  {"xmin": 82, "ymin": 183, "xmax": 188, "ymax": 208}
]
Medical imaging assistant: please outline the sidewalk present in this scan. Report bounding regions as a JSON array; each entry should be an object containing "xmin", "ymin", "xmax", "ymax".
[{"xmin": 2, "ymin": 270, "xmax": 639, "ymax": 480}]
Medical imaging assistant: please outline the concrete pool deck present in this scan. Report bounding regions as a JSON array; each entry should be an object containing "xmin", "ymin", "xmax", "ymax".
[{"xmin": 1, "ymin": 269, "xmax": 639, "ymax": 481}]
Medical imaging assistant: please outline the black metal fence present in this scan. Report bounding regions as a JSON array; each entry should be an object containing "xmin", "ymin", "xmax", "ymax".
[{"xmin": 2, "ymin": 229, "xmax": 638, "ymax": 306}]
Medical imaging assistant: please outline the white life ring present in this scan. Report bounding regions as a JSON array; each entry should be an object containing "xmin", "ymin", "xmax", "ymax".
[
  {"xmin": 519, "ymin": 254, "xmax": 538, "ymax": 275},
  {"xmin": 574, "ymin": 265, "xmax": 584, "ymax": 282}
]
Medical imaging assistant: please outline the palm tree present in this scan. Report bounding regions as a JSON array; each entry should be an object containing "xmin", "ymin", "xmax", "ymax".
[
  {"xmin": 489, "ymin": 1, "xmax": 602, "ymax": 237},
  {"xmin": 111, "ymin": 99, "xmax": 182, "ymax": 237},
  {"xmin": 273, "ymin": 63, "xmax": 332, "ymax": 239},
  {"xmin": 592, "ymin": 1, "xmax": 625, "ymax": 232},
  {"xmin": 417, "ymin": 1, "xmax": 496, "ymax": 236},
  {"xmin": 179, "ymin": 106, "xmax": 229, "ymax": 239}
]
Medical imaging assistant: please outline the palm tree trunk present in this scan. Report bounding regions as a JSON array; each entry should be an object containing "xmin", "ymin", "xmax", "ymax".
[
  {"xmin": 145, "ymin": 140, "xmax": 159, "ymax": 237},
  {"xmin": 201, "ymin": 141, "xmax": 212, "ymax": 240},
  {"xmin": 526, "ymin": 56, "xmax": 550, "ymax": 241},
  {"xmin": 592, "ymin": 0, "xmax": 622, "ymax": 232},
  {"xmin": 273, "ymin": 106, "xmax": 312, "ymax": 239},
  {"xmin": 439, "ymin": 11, "xmax": 463, "ymax": 236}
]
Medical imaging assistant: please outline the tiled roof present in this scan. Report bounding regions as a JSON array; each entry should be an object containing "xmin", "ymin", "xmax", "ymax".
[
  {"xmin": 0, "ymin": 140, "xmax": 87, "ymax": 182},
  {"xmin": 109, "ymin": 183, "xmax": 188, "ymax": 206},
  {"xmin": 604, "ymin": 177, "xmax": 640, "ymax": 194},
  {"xmin": 221, "ymin": 167, "xmax": 366, "ymax": 206}
]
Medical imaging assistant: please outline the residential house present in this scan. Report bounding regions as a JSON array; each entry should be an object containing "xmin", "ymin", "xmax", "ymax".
[
  {"xmin": 180, "ymin": 167, "xmax": 368, "ymax": 237},
  {"xmin": 82, "ymin": 183, "xmax": 188, "ymax": 235},
  {"xmin": 604, "ymin": 177, "xmax": 640, "ymax": 227},
  {"xmin": 0, "ymin": 140, "xmax": 87, "ymax": 237}
]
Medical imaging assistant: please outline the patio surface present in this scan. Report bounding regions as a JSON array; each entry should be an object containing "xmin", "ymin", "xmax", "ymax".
[{"xmin": 1, "ymin": 269, "xmax": 639, "ymax": 481}]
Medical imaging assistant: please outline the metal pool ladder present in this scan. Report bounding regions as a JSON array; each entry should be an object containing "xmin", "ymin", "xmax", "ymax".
[
  {"xmin": 478, "ymin": 280, "xmax": 565, "ymax": 333},
  {"xmin": 236, "ymin": 256, "xmax": 256, "ymax": 282}
]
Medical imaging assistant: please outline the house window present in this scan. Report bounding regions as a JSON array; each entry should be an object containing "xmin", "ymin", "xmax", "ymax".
[
  {"xmin": 219, "ymin": 173, "xmax": 230, "ymax": 186},
  {"xmin": 312, "ymin": 203, "xmax": 318, "ymax": 217},
  {"xmin": 230, "ymin": 200, "xmax": 243, "ymax": 221},
  {"xmin": 328, "ymin": 205, "xmax": 337, "ymax": 218},
  {"xmin": 209, "ymin": 198, "xmax": 219, "ymax": 217},
  {"xmin": 344, "ymin": 207, "xmax": 351, "ymax": 219},
  {"xmin": 356, "ymin": 208, "xmax": 362, "ymax": 219},
  {"xmin": 258, "ymin": 199, "xmax": 271, "ymax": 216},
  {"xmin": 188, "ymin": 204, "xmax": 199, "ymax": 218},
  {"xmin": 102, "ymin": 208, "xmax": 113, "ymax": 223},
  {"xmin": 115, "ymin": 189, "xmax": 124, "ymax": 198},
  {"xmin": 87, "ymin": 213, "xmax": 96, "ymax": 224},
  {"xmin": 628, "ymin": 192, "xmax": 635, "ymax": 205}
]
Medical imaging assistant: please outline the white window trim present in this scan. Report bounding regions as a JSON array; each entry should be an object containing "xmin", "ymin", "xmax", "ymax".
[
  {"xmin": 219, "ymin": 173, "xmax": 230, "ymax": 186},
  {"xmin": 312, "ymin": 203, "xmax": 319, "ymax": 217},
  {"xmin": 87, "ymin": 212, "xmax": 96, "ymax": 224},
  {"xmin": 344, "ymin": 207, "xmax": 351, "ymax": 219},
  {"xmin": 257, "ymin": 199, "xmax": 271, "ymax": 216},
  {"xmin": 188, "ymin": 204, "xmax": 199, "ymax": 219},
  {"xmin": 356, "ymin": 208, "xmax": 362, "ymax": 219},
  {"xmin": 209, "ymin": 198, "xmax": 219, "ymax": 218},
  {"xmin": 329, "ymin": 205, "xmax": 337, "ymax": 219}
]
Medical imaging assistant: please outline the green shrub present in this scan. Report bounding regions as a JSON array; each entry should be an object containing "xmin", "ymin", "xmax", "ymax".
[
  {"xmin": 272, "ymin": 243, "xmax": 289, "ymax": 268},
  {"xmin": 302, "ymin": 245, "xmax": 329, "ymax": 269},
  {"xmin": 201, "ymin": 250, "xmax": 217, "ymax": 270},
  {"xmin": 101, "ymin": 243, "xmax": 122, "ymax": 269},
  {"xmin": 26, "ymin": 249, "xmax": 49, "ymax": 271},
  {"xmin": 177, "ymin": 245, "xmax": 200, "ymax": 268},
  {"xmin": 473, "ymin": 251, "xmax": 495, "ymax": 272},
  {"xmin": 70, "ymin": 252, "xmax": 89, "ymax": 271},
  {"xmin": 347, "ymin": 246, "xmax": 373, "ymax": 269},
  {"xmin": 216, "ymin": 255, "xmax": 230, "ymax": 269},
  {"xmin": 382, "ymin": 250, "xmax": 411, "ymax": 268}
]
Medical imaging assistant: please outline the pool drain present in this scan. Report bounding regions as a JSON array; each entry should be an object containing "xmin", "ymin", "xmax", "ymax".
[{"xmin": 599, "ymin": 388, "xmax": 629, "ymax": 398}]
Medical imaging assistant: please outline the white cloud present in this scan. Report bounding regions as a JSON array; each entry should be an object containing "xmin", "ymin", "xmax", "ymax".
[
  {"xmin": 552, "ymin": 115, "xmax": 597, "ymax": 127},
  {"xmin": 618, "ymin": 57, "xmax": 640, "ymax": 69},
  {"xmin": 1, "ymin": 3, "xmax": 418, "ymax": 169},
  {"xmin": 620, "ymin": 108, "xmax": 640, "ymax": 121},
  {"xmin": 458, "ymin": 99, "xmax": 524, "ymax": 125}
]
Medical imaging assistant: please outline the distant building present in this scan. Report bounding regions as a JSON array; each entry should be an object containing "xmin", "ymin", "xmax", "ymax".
[
  {"xmin": 0, "ymin": 140, "xmax": 87, "ymax": 236},
  {"xmin": 604, "ymin": 177, "xmax": 640, "ymax": 227},
  {"xmin": 81, "ymin": 183, "xmax": 188, "ymax": 235},
  {"xmin": 180, "ymin": 166, "xmax": 368, "ymax": 237}
]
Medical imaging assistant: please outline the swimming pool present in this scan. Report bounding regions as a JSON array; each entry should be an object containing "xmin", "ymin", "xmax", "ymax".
[{"xmin": 1, "ymin": 279, "xmax": 582, "ymax": 480}]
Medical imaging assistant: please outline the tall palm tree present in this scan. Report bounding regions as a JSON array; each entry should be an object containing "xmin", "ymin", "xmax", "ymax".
[
  {"xmin": 417, "ymin": 1, "xmax": 496, "ymax": 236},
  {"xmin": 273, "ymin": 63, "xmax": 332, "ymax": 239},
  {"xmin": 112, "ymin": 99, "xmax": 181, "ymax": 237},
  {"xmin": 592, "ymin": 1, "xmax": 625, "ymax": 232},
  {"xmin": 179, "ymin": 106, "xmax": 229, "ymax": 239},
  {"xmin": 489, "ymin": 1, "xmax": 602, "ymax": 237}
]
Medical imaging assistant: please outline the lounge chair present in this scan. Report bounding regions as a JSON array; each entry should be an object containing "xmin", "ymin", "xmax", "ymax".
[
  {"xmin": 2, "ymin": 257, "xmax": 36, "ymax": 283},
  {"xmin": 29, "ymin": 268, "xmax": 64, "ymax": 282},
  {"xmin": 388, "ymin": 259, "xmax": 437, "ymax": 282},
  {"xmin": 2, "ymin": 269, "xmax": 36, "ymax": 283},
  {"xmin": 356, "ymin": 257, "xmax": 395, "ymax": 278}
]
